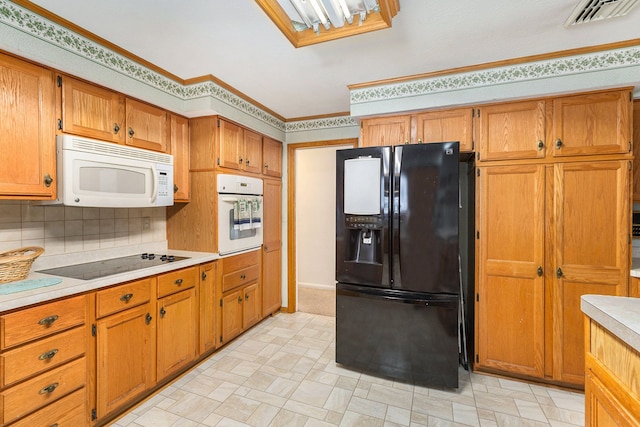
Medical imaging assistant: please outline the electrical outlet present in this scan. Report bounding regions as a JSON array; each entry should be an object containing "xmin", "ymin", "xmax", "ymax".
[{"xmin": 142, "ymin": 217, "xmax": 151, "ymax": 230}]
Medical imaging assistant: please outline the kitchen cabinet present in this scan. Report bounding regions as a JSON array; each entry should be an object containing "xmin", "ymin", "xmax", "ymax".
[
  {"xmin": 95, "ymin": 278, "xmax": 155, "ymax": 418},
  {"xmin": 58, "ymin": 75, "xmax": 125, "ymax": 144},
  {"xmin": 475, "ymin": 160, "xmax": 630, "ymax": 387},
  {"xmin": 262, "ymin": 178, "xmax": 282, "ymax": 316},
  {"xmin": 125, "ymin": 98, "xmax": 169, "ymax": 153},
  {"xmin": 0, "ymin": 294, "xmax": 88, "ymax": 426},
  {"xmin": 156, "ymin": 267, "xmax": 198, "ymax": 381},
  {"xmin": 217, "ymin": 118, "xmax": 262, "ymax": 174},
  {"xmin": 220, "ymin": 251, "xmax": 261, "ymax": 343},
  {"xmin": 413, "ymin": 107, "xmax": 474, "ymax": 152},
  {"xmin": 360, "ymin": 115, "xmax": 411, "ymax": 147},
  {"xmin": 170, "ymin": 113, "xmax": 190, "ymax": 202},
  {"xmin": 0, "ymin": 53, "xmax": 57, "ymax": 199},
  {"xmin": 584, "ymin": 316, "xmax": 640, "ymax": 426},
  {"xmin": 632, "ymin": 100, "xmax": 640, "ymax": 201},
  {"xmin": 263, "ymin": 136, "xmax": 283, "ymax": 177},
  {"xmin": 198, "ymin": 261, "xmax": 219, "ymax": 354}
]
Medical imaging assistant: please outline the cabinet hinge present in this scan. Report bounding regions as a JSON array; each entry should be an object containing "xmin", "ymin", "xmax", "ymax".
[
  {"xmin": 220, "ymin": 299, "xmax": 223, "ymax": 307},
  {"xmin": 472, "ymin": 109, "xmax": 475, "ymax": 118},
  {"xmin": 630, "ymin": 91, "xmax": 633, "ymax": 102},
  {"xmin": 477, "ymin": 109, "xmax": 480, "ymax": 118},
  {"xmin": 92, "ymin": 324, "xmax": 97, "ymax": 336},
  {"xmin": 220, "ymin": 335, "xmax": 223, "ymax": 343},
  {"xmin": 476, "ymin": 354, "xmax": 479, "ymax": 363},
  {"xmin": 476, "ymin": 152, "xmax": 480, "ymax": 161},
  {"xmin": 476, "ymin": 231, "xmax": 479, "ymax": 239},
  {"xmin": 56, "ymin": 75, "xmax": 62, "ymax": 87},
  {"xmin": 476, "ymin": 168, "xmax": 480, "ymax": 176},
  {"xmin": 217, "ymin": 118, "xmax": 220, "ymax": 128},
  {"xmin": 476, "ymin": 293, "xmax": 479, "ymax": 302},
  {"xmin": 57, "ymin": 118, "xmax": 63, "ymax": 131},
  {"xmin": 91, "ymin": 409, "xmax": 97, "ymax": 421},
  {"xmin": 217, "ymin": 158, "xmax": 220, "ymax": 166},
  {"xmin": 630, "ymin": 160, "xmax": 633, "ymax": 171},
  {"xmin": 629, "ymin": 142, "xmax": 633, "ymax": 153}
]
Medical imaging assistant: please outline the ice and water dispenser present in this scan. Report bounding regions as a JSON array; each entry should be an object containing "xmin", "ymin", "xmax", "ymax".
[{"xmin": 336, "ymin": 152, "xmax": 389, "ymax": 287}]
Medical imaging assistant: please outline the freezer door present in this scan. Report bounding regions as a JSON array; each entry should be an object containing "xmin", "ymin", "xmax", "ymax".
[
  {"xmin": 336, "ymin": 146, "xmax": 392, "ymax": 288},
  {"xmin": 392, "ymin": 142, "xmax": 460, "ymax": 293}
]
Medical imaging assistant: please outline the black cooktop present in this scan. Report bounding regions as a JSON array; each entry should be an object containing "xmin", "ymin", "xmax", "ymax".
[{"xmin": 38, "ymin": 253, "xmax": 189, "ymax": 280}]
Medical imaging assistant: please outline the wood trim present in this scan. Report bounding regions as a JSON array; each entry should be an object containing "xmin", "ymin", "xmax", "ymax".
[
  {"xmin": 284, "ymin": 112, "xmax": 353, "ymax": 123},
  {"xmin": 286, "ymin": 138, "xmax": 357, "ymax": 314},
  {"xmin": 348, "ymin": 38, "xmax": 640, "ymax": 90}
]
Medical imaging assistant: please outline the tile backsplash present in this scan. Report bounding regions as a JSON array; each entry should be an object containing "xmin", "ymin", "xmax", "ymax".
[{"xmin": 0, "ymin": 201, "xmax": 166, "ymax": 257}]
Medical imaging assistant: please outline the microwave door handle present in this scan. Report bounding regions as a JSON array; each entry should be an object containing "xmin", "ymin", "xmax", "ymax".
[{"xmin": 150, "ymin": 165, "xmax": 158, "ymax": 204}]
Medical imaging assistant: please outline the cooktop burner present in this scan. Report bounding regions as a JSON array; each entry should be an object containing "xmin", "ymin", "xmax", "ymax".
[{"xmin": 38, "ymin": 253, "xmax": 189, "ymax": 280}]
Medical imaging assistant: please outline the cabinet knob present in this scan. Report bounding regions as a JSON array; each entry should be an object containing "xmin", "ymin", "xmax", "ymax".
[
  {"xmin": 38, "ymin": 349, "xmax": 59, "ymax": 360},
  {"xmin": 537, "ymin": 266, "xmax": 543, "ymax": 277},
  {"xmin": 555, "ymin": 138, "xmax": 563, "ymax": 149},
  {"xmin": 537, "ymin": 140, "xmax": 544, "ymax": 150},
  {"xmin": 246, "ymin": 159, "xmax": 250, "ymax": 165},
  {"xmin": 239, "ymin": 157, "xmax": 243, "ymax": 164},
  {"xmin": 43, "ymin": 174, "xmax": 53, "ymax": 187},
  {"xmin": 38, "ymin": 315, "xmax": 59, "ymax": 327},
  {"xmin": 120, "ymin": 293, "xmax": 133, "ymax": 303},
  {"xmin": 160, "ymin": 307, "xmax": 166, "ymax": 318},
  {"xmin": 202, "ymin": 271, "xmax": 207, "ymax": 281},
  {"xmin": 404, "ymin": 140, "xmax": 409, "ymax": 144},
  {"xmin": 556, "ymin": 267, "xmax": 564, "ymax": 278},
  {"xmin": 128, "ymin": 127, "xmax": 135, "ymax": 138},
  {"xmin": 238, "ymin": 296, "xmax": 243, "ymax": 303},
  {"xmin": 174, "ymin": 184, "xmax": 179, "ymax": 193},
  {"xmin": 145, "ymin": 313, "xmax": 152, "ymax": 325},
  {"xmin": 39, "ymin": 382, "xmax": 59, "ymax": 394},
  {"xmin": 264, "ymin": 163, "xmax": 269, "ymax": 170},
  {"xmin": 113, "ymin": 123, "xmax": 120, "ymax": 134},
  {"xmin": 245, "ymin": 293, "xmax": 250, "ymax": 300},
  {"xmin": 418, "ymin": 139, "xmax": 423, "ymax": 144},
  {"xmin": 174, "ymin": 278, "xmax": 183, "ymax": 285},
  {"xmin": 240, "ymin": 274, "xmax": 246, "ymax": 280}
]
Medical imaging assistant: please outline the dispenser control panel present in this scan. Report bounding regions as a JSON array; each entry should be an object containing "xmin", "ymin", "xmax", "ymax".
[{"xmin": 345, "ymin": 215, "xmax": 385, "ymax": 229}]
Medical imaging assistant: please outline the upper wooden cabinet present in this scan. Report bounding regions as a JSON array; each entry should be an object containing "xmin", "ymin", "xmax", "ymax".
[
  {"xmin": 477, "ymin": 100, "xmax": 547, "ymax": 161},
  {"xmin": 125, "ymin": 98, "xmax": 169, "ymax": 153},
  {"xmin": 217, "ymin": 119, "xmax": 262, "ymax": 174},
  {"xmin": 413, "ymin": 108, "xmax": 474, "ymax": 152},
  {"xmin": 551, "ymin": 89, "xmax": 632, "ymax": 158},
  {"xmin": 631, "ymin": 100, "xmax": 640, "ymax": 201},
  {"xmin": 0, "ymin": 54, "xmax": 56, "ymax": 199},
  {"xmin": 59, "ymin": 75, "xmax": 125, "ymax": 144},
  {"xmin": 170, "ymin": 114, "xmax": 190, "ymax": 202},
  {"xmin": 263, "ymin": 136, "xmax": 283, "ymax": 178},
  {"xmin": 360, "ymin": 115, "xmax": 411, "ymax": 147}
]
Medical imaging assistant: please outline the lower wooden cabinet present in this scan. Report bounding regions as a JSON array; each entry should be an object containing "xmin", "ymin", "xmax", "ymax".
[
  {"xmin": 199, "ymin": 261, "xmax": 219, "ymax": 354},
  {"xmin": 157, "ymin": 287, "xmax": 197, "ymax": 380},
  {"xmin": 9, "ymin": 387, "xmax": 87, "ymax": 427}
]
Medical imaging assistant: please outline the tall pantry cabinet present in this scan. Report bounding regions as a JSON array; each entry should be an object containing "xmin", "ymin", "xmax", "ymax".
[{"xmin": 474, "ymin": 88, "xmax": 632, "ymax": 387}]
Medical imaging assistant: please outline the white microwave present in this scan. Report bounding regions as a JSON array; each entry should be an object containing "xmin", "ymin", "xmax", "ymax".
[{"xmin": 55, "ymin": 134, "xmax": 174, "ymax": 208}]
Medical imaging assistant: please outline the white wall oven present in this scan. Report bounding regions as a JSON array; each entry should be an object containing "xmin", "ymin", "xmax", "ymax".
[{"xmin": 217, "ymin": 174, "xmax": 264, "ymax": 256}]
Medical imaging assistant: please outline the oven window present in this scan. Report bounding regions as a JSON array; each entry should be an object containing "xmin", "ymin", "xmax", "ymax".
[{"xmin": 228, "ymin": 209, "xmax": 257, "ymax": 240}]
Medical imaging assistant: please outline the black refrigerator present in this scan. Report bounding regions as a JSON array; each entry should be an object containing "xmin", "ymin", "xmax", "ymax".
[{"xmin": 335, "ymin": 142, "xmax": 461, "ymax": 388}]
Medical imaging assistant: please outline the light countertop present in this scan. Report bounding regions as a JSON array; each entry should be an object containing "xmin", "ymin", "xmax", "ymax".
[
  {"xmin": 581, "ymin": 294, "xmax": 640, "ymax": 353},
  {"xmin": 0, "ymin": 249, "xmax": 218, "ymax": 314}
]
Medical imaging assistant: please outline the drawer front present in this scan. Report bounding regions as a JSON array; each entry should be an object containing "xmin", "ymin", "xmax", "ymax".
[
  {"xmin": 1, "ymin": 295, "xmax": 86, "ymax": 350},
  {"xmin": 9, "ymin": 387, "xmax": 87, "ymax": 427},
  {"xmin": 1, "ymin": 326, "xmax": 86, "ymax": 388},
  {"xmin": 96, "ymin": 278, "xmax": 153, "ymax": 318},
  {"xmin": 157, "ymin": 267, "xmax": 197, "ymax": 298},
  {"xmin": 222, "ymin": 265, "xmax": 259, "ymax": 293},
  {"xmin": 222, "ymin": 250, "xmax": 259, "ymax": 273},
  {"xmin": 1, "ymin": 357, "xmax": 85, "ymax": 424}
]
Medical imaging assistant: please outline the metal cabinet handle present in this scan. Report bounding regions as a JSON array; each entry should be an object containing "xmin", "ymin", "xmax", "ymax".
[
  {"xmin": 238, "ymin": 296, "xmax": 243, "ymax": 303},
  {"xmin": 246, "ymin": 159, "xmax": 250, "ymax": 165},
  {"xmin": 537, "ymin": 140, "xmax": 544, "ymax": 150},
  {"xmin": 145, "ymin": 313, "xmax": 152, "ymax": 325},
  {"xmin": 43, "ymin": 174, "xmax": 53, "ymax": 187},
  {"xmin": 50, "ymin": 423, "xmax": 59, "ymax": 427},
  {"xmin": 39, "ymin": 349, "xmax": 59, "ymax": 360},
  {"xmin": 38, "ymin": 315, "xmax": 59, "ymax": 326},
  {"xmin": 556, "ymin": 267, "xmax": 563, "ymax": 278},
  {"xmin": 239, "ymin": 157, "xmax": 243, "ymax": 164},
  {"xmin": 174, "ymin": 184, "xmax": 179, "ymax": 193},
  {"xmin": 245, "ymin": 293, "xmax": 250, "ymax": 300},
  {"xmin": 418, "ymin": 138, "xmax": 423, "ymax": 144},
  {"xmin": 120, "ymin": 293, "xmax": 133, "ymax": 303},
  {"xmin": 160, "ymin": 307, "xmax": 166, "ymax": 318},
  {"xmin": 555, "ymin": 138, "xmax": 563, "ymax": 149},
  {"xmin": 113, "ymin": 123, "xmax": 120, "ymax": 134},
  {"xmin": 128, "ymin": 127, "xmax": 135, "ymax": 138},
  {"xmin": 39, "ymin": 382, "xmax": 59, "ymax": 394},
  {"xmin": 174, "ymin": 278, "xmax": 183, "ymax": 285},
  {"xmin": 202, "ymin": 271, "xmax": 207, "ymax": 281},
  {"xmin": 264, "ymin": 163, "xmax": 269, "ymax": 170},
  {"xmin": 537, "ymin": 266, "xmax": 543, "ymax": 277}
]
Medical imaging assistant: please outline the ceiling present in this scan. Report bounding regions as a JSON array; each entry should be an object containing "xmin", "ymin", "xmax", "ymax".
[{"xmin": 25, "ymin": 0, "xmax": 640, "ymax": 120}]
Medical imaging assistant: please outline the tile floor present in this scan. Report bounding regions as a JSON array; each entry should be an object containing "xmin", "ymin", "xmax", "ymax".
[{"xmin": 110, "ymin": 312, "xmax": 585, "ymax": 427}]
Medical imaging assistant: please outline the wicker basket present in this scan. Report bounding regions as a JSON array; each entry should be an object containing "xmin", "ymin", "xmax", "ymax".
[{"xmin": 0, "ymin": 246, "xmax": 44, "ymax": 284}]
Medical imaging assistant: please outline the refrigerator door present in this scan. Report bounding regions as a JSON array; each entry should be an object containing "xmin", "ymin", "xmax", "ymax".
[
  {"xmin": 336, "ymin": 146, "xmax": 392, "ymax": 288},
  {"xmin": 392, "ymin": 142, "xmax": 460, "ymax": 294},
  {"xmin": 336, "ymin": 283, "xmax": 459, "ymax": 388}
]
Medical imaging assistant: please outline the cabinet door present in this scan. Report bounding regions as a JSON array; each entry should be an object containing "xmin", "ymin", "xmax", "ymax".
[
  {"xmin": 263, "ymin": 136, "xmax": 283, "ymax": 177},
  {"xmin": 170, "ymin": 114, "xmax": 190, "ymax": 202},
  {"xmin": 552, "ymin": 90, "xmax": 632, "ymax": 158},
  {"xmin": 96, "ymin": 303, "xmax": 154, "ymax": 417},
  {"xmin": 552, "ymin": 161, "xmax": 630, "ymax": 385},
  {"xmin": 243, "ymin": 129, "xmax": 262, "ymax": 174},
  {"xmin": 218, "ymin": 119, "xmax": 243, "ymax": 170},
  {"xmin": 242, "ymin": 282, "xmax": 261, "ymax": 329},
  {"xmin": 476, "ymin": 164, "xmax": 546, "ymax": 378},
  {"xmin": 125, "ymin": 98, "xmax": 169, "ymax": 152},
  {"xmin": 632, "ymin": 100, "xmax": 640, "ymax": 201},
  {"xmin": 221, "ymin": 289, "xmax": 243, "ymax": 343},
  {"xmin": 360, "ymin": 115, "xmax": 411, "ymax": 147},
  {"xmin": 262, "ymin": 248, "xmax": 282, "ymax": 316},
  {"xmin": 199, "ymin": 262, "xmax": 218, "ymax": 354},
  {"xmin": 0, "ymin": 54, "xmax": 56, "ymax": 198},
  {"xmin": 477, "ymin": 100, "xmax": 546, "ymax": 161},
  {"xmin": 263, "ymin": 178, "xmax": 282, "ymax": 316},
  {"xmin": 60, "ymin": 75, "xmax": 125, "ymax": 144},
  {"xmin": 414, "ymin": 108, "xmax": 474, "ymax": 152},
  {"xmin": 157, "ymin": 288, "xmax": 197, "ymax": 380}
]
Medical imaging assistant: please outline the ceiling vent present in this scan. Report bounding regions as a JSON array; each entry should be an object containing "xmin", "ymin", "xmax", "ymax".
[{"xmin": 564, "ymin": 0, "xmax": 639, "ymax": 27}]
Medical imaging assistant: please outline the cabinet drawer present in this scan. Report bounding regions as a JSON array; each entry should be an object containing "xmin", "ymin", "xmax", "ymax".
[
  {"xmin": 222, "ymin": 250, "xmax": 259, "ymax": 273},
  {"xmin": 9, "ymin": 387, "xmax": 86, "ymax": 427},
  {"xmin": 222, "ymin": 265, "xmax": 259, "ymax": 293},
  {"xmin": 96, "ymin": 278, "xmax": 152, "ymax": 318},
  {"xmin": 157, "ymin": 267, "xmax": 197, "ymax": 298},
  {"xmin": 1, "ymin": 326, "xmax": 86, "ymax": 388},
  {"xmin": 0, "ymin": 357, "xmax": 85, "ymax": 424},
  {"xmin": 0, "ymin": 295, "xmax": 86, "ymax": 350}
]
